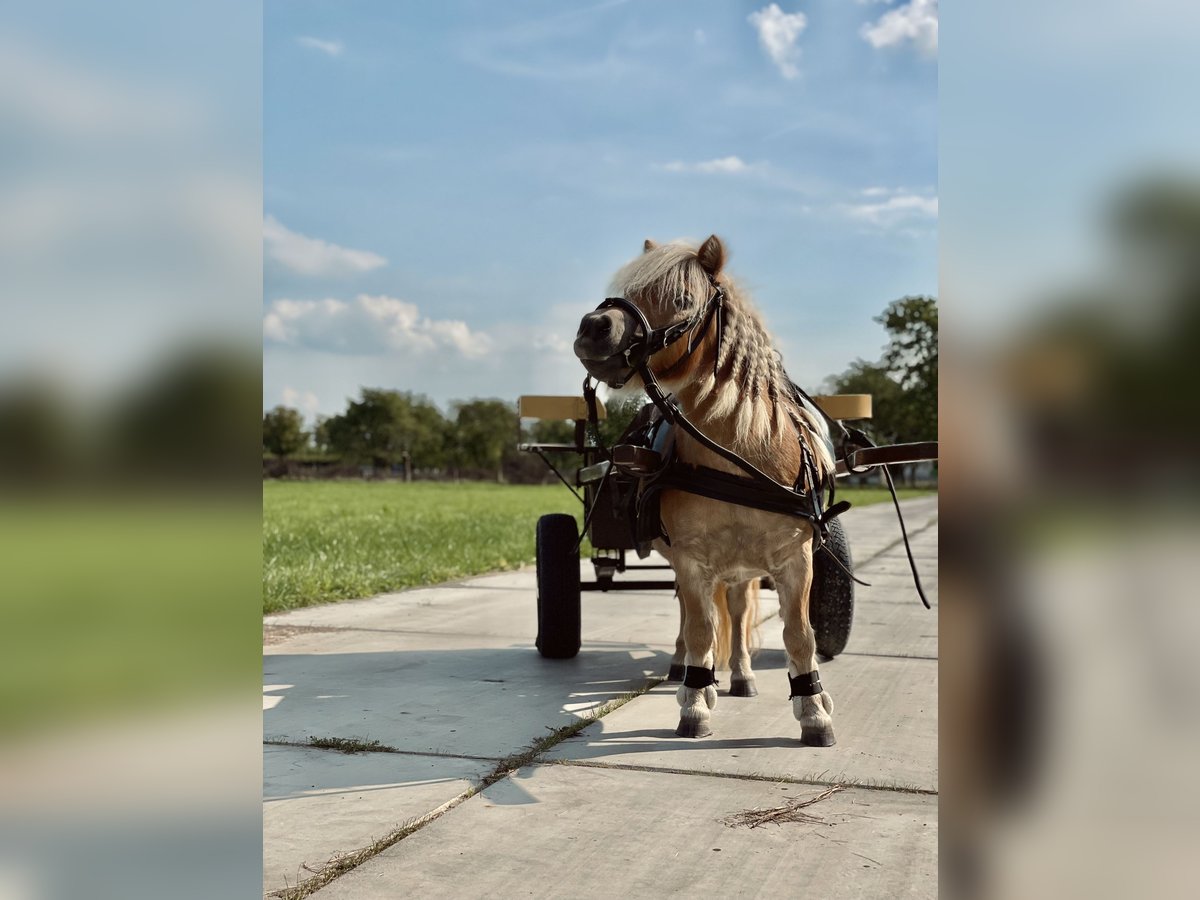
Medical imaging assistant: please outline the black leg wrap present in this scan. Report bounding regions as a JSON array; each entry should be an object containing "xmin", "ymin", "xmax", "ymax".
[
  {"xmin": 683, "ymin": 665, "xmax": 717, "ymax": 690},
  {"xmin": 788, "ymin": 671, "xmax": 822, "ymax": 699},
  {"xmin": 666, "ymin": 663, "xmax": 685, "ymax": 682}
]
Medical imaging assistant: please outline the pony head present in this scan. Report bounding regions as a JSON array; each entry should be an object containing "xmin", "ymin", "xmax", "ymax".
[{"xmin": 574, "ymin": 236, "xmax": 726, "ymax": 388}]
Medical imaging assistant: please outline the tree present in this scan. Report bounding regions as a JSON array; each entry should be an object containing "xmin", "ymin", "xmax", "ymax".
[
  {"xmin": 325, "ymin": 389, "xmax": 448, "ymax": 472},
  {"xmin": 876, "ymin": 296, "xmax": 938, "ymax": 442},
  {"xmin": 312, "ymin": 415, "xmax": 332, "ymax": 455},
  {"xmin": 596, "ymin": 392, "xmax": 650, "ymax": 448},
  {"xmin": 263, "ymin": 406, "xmax": 308, "ymax": 459},
  {"xmin": 452, "ymin": 398, "xmax": 516, "ymax": 482}
]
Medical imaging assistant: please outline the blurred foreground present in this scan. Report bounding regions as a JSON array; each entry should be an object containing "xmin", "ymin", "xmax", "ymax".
[
  {"xmin": 942, "ymin": 1, "xmax": 1200, "ymax": 892},
  {"xmin": 0, "ymin": 1, "xmax": 261, "ymax": 896}
]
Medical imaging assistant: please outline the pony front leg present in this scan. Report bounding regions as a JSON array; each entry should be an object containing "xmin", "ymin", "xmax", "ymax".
[
  {"xmin": 776, "ymin": 543, "xmax": 836, "ymax": 747},
  {"xmin": 673, "ymin": 565, "xmax": 719, "ymax": 738},
  {"xmin": 726, "ymin": 579, "xmax": 759, "ymax": 697},
  {"xmin": 667, "ymin": 592, "xmax": 687, "ymax": 682}
]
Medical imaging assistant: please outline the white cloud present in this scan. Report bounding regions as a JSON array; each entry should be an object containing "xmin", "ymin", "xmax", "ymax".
[
  {"xmin": 281, "ymin": 386, "xmax": 320, "ymax": 419},
  {"xmin": 263, "ymin": 294, "xmax": 492, "ymax": 359},
  {"xmin": 661, "ymin": 156, "xmax": 756, "ymax": 175},
  {"xmin": 747, "ymin": 4, "xmax": 807, "ymax": 80},
  {"xmin": 843, "ymin": 190, "xmax": 938, "ymax": 228},
  {"xmin": 297, "ymin": 36, "xmax": 344, "ymax": 58},
  {"xmin": 263, "ymin": 215, "xmax": 387, "ymax": 276},
  {"xmin": 861, "ymin": 0, "xmax": 938, "ymax": 56}
]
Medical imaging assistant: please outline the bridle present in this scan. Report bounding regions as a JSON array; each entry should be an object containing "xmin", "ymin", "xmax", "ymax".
[{"xmin": 592, "ymin": 282, "xmax": 725, "ymax": 389}]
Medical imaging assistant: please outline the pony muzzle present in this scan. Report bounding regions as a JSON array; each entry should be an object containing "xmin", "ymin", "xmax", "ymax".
[{"xmin": 573, "ymin": 305, "xmax": 645, "ymax": 387}]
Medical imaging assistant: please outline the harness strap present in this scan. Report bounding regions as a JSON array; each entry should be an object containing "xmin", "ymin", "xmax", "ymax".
[
  {"xmin": 788, "ymin": 671, "xmax": 823, "ymax": 699},
  {"xmin": 639, "ymin": 363, "xmax": 820, "ymax": 509},
  {"xmin": 644, "ymin": 463, "xmax": 829, "ymax": 523},
  {"xmin": 654, "ymin": 288, "xmax": 725, "ymax": 381}
]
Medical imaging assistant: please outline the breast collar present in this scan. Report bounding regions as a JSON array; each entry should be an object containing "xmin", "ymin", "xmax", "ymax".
[{"xmin": 593, "ymin": 283, "xmax": 724, "ymax": 389}]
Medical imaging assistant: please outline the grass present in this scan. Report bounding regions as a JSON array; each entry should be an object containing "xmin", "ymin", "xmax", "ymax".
[
  {"xmin": 305, "ymin": 736, "xmax": 390, "ymax": 754},
  {"xmin": 263, "ymin": 482, "xmax": 581, "ymax": 614},
  {"xmin": 263, "ymin": 480, "xmax": 934, "ymax": 614}
]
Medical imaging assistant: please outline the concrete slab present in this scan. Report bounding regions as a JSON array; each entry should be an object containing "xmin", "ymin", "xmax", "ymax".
[
  {"xmin": 264, "ymin": 629, "xmax": 668, "ymax": 758},
  {"xmin": 263, "ymin": 745, "xmax": 487, "ymax": 895},
  {"xmin": 545, "ymin": 651, "xmax": 937, "ymax": 791},
  {"xmin": 838, "ymin": 599, "xmax": 938, "ymax": 659},
  {"xmin": 312, "ymin": 764, "xmax": 936, "ymax": 899}
]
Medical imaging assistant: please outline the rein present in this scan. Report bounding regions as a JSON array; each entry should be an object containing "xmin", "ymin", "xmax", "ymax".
[{"xmin": 583, "ymin": 288, "xmax": 932, "ymax": 610}]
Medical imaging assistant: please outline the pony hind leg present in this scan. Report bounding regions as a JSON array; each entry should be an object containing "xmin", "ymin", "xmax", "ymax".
[
  {"xmin": 673, "ymin": 563, "xmax": 719, "ymax": 738},
  {"xmin": 726, "ymin": 579, "xmax": 760, "ymax": 697},
  {"xmin": 776, "ymin": 547, "xmax": 836, "ymax": 747}
]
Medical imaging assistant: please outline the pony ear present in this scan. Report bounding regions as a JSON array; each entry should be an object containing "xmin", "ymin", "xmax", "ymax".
[
  {"xmin": 643, "ymin": 238, "xmax": 657, "ymax": 253},
  {"xmin": 697, "ymin": 234, "xmax": 725, "ymax": 278}
]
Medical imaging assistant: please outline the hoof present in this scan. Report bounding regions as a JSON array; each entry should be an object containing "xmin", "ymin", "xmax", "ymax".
[
  {"xmin": 675, "ymin": 718, "xmax": 712, "ymax": 738},
  {"xmin": 728, "ymin": 679, "xmax": 758, "ymax": 697},
  {"xmin": 666, "ymin": 663, "xmax": 685, "ymax": 682},
  {"xmin": 801, "ymin": 729, "xmax": 836, "ymax": 747}
]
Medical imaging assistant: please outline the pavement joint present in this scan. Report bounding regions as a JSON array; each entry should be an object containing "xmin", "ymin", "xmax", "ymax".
[
  {"xmin": 540, "ymin": 757, "xmax": 938, "ymax": 796},
  {"xmin": 265, "ymin": 784, "xmax": 478, "ymax": 900},
  {"xmin": 262, "ymin": 737, "xmax": 500, "ymax": 765}
]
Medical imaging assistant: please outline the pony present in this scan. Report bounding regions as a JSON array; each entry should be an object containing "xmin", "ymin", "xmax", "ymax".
[{"xmin": 574, "ymin": 235, "xmax": 837, "ymax": 745}]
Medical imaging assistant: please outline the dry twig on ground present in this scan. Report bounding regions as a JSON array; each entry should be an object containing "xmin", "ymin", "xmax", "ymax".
[{"xmin": 722, "ymin": 784, "xmax": 845, "ymax": 829}]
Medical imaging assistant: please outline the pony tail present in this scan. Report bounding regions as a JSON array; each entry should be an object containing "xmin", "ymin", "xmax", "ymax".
[
  {"xmin": 713, "ymin": 582, "xmax": 732, "ymax": 670},
  {"xmin": 711, "ymin": 579, "xmax": 762, "ymax": 671}
]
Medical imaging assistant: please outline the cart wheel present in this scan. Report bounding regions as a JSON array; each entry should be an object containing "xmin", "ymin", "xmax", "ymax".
[
  {"xmin": 536, "ymin": 514, "xmax": 582, "ymax": 659},
  {"xmin": 811, "ymin": 516, "xmax": 854, "ymax": 659}
]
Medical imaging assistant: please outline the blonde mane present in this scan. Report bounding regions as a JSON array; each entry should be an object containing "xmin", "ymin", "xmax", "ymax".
[{"xmin": 610, "ymin": 239, "xmax": 834, "ymax": 479}]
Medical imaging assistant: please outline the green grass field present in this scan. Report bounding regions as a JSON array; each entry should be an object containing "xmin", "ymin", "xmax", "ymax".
[{"xmin": 263, "ymin": 481, "xmax": 933, "ymax": 614}]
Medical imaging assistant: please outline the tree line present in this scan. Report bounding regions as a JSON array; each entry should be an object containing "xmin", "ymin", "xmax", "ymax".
[{"xmin": 264, "ymin": 296, "xmax": 937, "ymax": 481}]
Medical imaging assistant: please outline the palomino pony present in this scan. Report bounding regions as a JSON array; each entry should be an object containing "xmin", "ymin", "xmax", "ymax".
[{"xmin": 574, "ymin": 235, "xmax": 838, "ymax": 745}]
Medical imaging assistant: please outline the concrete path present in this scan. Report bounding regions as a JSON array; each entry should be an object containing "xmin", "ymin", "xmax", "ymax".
[{"xmin": 263, "ymin": 496, "xmax": 937, "ymax": 898}]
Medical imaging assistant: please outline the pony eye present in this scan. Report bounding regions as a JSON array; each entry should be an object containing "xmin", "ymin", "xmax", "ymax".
[{"xmin": 673, "ymin": 295, "xmax": 690, "ymax": 310}]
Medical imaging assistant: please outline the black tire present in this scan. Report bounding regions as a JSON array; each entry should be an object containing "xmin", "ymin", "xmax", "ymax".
[
  {"xmin": 810, "ymin": 516, "xmax": 854, "ymax": 659},
  {"xmin": 535, "ymin": 514, "xmax": 582, "ymax": 659}
]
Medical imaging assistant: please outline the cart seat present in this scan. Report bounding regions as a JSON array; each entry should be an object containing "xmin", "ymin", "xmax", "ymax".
[
  {"xmin": 518, "ymin": 395, "xmax": 606, "ymax": 421},
  {"xmin": 810, "ymin": 394, "xmax": 872, "ymax": 420}
]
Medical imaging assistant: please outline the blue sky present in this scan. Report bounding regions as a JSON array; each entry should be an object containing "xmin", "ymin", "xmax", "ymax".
[{"xmin": 264, "ymin": 0, "xmax": 937, "ymax": 419}]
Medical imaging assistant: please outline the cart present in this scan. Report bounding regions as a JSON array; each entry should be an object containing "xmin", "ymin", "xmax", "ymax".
[{"xmin": 517, "ymin": 393, "xmax": 887, "ymax": 661}]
